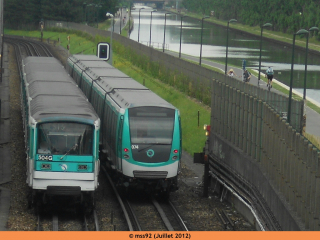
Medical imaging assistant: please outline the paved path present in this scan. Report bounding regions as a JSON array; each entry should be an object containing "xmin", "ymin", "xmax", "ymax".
[
  {"xmin": 165, "ymin": 50, "xmax": 320, "ymax": 139},
  {"xmin": 109, "ymin": 8, "xmax": 128, "ymax": 34}
]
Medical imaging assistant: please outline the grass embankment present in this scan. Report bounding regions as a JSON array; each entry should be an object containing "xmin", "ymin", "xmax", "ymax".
[
  {"xmin": 114, "ymin": 58, "xmax": 210, "ymax": 155},
  {"xmin": 6, "ymin": 24, "xmax": 320, "ymax": 149},
  {"xmin": 5, "ymin": 28, "xmax": 209, "ymax": 155}
]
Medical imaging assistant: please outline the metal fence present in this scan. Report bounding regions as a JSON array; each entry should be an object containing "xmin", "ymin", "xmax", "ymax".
[{"xmin": 210, "ymin": 79, "xmax": 320, "ymax": 230}]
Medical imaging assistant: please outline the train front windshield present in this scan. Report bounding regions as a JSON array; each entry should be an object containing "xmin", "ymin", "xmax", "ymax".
[
  {"xmin": 129, "ymin": 107, "xmax": 175, "ymax": 144},
  {"xmin": 37, "ymin": 122, "xmax": 93, "ymax": 155}
]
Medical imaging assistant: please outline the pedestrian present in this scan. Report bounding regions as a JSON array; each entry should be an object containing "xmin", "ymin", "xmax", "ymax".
[
  {"xmin": 243, "ymin": 69, "xmax": 251, "ymax": 82},
  {"xmin": 227, "ymin": 68, "xmax": 238, "ymax": 77},
  {"xmin": 265, "ymin": 67, "xmax": 274, "ymax": 88}
]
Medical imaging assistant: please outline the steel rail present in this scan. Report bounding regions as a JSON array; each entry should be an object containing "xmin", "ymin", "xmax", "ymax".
[
  {"xmin": 151, "ymin": 198, "xmax": 174, "ymax": 231},
  {"xmin": 168, "ymin": 200, "xmax": 189, "ymax": 231},
  {"xmin": 101, "ymin": 165, "xmax": 134, "ymax": 231}
]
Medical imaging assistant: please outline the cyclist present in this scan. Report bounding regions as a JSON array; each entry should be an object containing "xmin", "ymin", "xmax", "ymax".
[
  {"xmin": 243, "ymin": 69, "xmax": 251, "ymax": 82},
  {"xmin": 265, "ymin": 67, "xmax": 274, "ymax": 88}
]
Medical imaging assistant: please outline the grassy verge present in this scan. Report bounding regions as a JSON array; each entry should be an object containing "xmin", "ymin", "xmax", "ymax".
[
  {"xmin": 5, "ymin": 28, "xmax": 320, "ymax": 150},
  {"xmin": 113, "ymin": 55, "xmax": 210, "ymax": 154},
  {"xmin": 5, "ymin": 28, "xmax": 209, "ymax": 155},
  {"xmin": 5, "ymin": 29, "xmax": 109, "ymax": 55}
]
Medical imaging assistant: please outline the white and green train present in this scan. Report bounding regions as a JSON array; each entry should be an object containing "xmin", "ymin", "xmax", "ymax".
[
  {"xmin": 67, "ymin": 55, "xmax": 182, "ymax": 196},
  {"xmin": 21, "ymin": 57, "xmax": 100, "ymax": 205}
]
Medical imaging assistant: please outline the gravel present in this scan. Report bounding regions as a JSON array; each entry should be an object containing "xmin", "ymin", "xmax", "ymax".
[{"xmin": 4, "ymin": 41, "xmax": 256, "ymax": 231}]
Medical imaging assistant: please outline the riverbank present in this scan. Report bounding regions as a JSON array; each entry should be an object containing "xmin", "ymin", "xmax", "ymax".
[{"xmin": 166, "ymin": 9, "xmax": 320, "ymax": 53}]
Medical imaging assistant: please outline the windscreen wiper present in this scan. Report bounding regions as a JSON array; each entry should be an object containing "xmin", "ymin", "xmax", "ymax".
[{"xmin": 60, "ymin": 143, "xmax": 78, "ymax": 160}]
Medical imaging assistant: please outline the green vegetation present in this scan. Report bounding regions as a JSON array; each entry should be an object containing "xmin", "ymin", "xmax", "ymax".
[
  {"xmin": 6, "ymin": 14, "xmax": 320, "ymax": 152},
  {"xmin": 181, "ymin": 0, "xmax": 320, "ymax": 37},
  {"xmin": 5, "ymin": 28, "xmax": 209, "ymax": 155},
  {"xmin": 113, "ymin": 58, "xmax": 210, "ymax": 154},
  {"xmin": 174, "ymin": 2, "xmax": 320, "ymax": 52},
  {"xmin": 4, "ymin": 0, "xmax": 121, "ymax": 29}
]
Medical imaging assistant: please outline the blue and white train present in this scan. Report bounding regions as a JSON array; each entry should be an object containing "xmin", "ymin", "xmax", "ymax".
[
  {"xmin": 67, "ymin": 55, "xmax": 182, "ymax": 196},
  {"xmin": 21, "ymin": 56, "xmax": 100, "ymax": 206}
]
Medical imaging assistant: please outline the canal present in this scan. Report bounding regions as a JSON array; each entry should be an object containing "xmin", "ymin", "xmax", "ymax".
[{"xmin": 129, "ymin": 6, "xmax": 320, "ymax": 101}]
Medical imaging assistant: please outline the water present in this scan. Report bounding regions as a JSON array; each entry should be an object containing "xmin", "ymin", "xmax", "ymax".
[{"xmin": 129, "ymin": 7, "xmax": 320, "ymax": 92}]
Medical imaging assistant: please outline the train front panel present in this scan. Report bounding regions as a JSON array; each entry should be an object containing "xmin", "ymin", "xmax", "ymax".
[
  {"xmin": 118, "ymin": 106, "xmax": 181, "ymax": 192},
  {"xmin": 27, "ymin": 120, "xmax": 100, "ymax": 194}
]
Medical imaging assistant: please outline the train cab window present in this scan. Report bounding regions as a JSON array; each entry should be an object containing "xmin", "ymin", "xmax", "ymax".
[
  {"xmin": 129, "ymin": 107, "xmax": 175, "ymax": 144},
  {"xmin": 37, "ymin": 122, "xmax": 93, "ymax": 155}
]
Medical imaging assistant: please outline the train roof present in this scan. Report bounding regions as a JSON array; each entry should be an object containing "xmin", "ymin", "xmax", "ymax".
[
  {"xmin": 98, "ymin": 78, "xmax": 148, "ymax": 92},
  {"xmin": 69, "ymin": 54, "xmax": 103, "ymax": 62},
  {"xmin": 86, "ymin": 68, "xmax": 129, "ymax": 78},
  {"xmin": 112, "ymin": 90, "xmax": 175, "ymax": 108},
  {"xmin": 73, "ymin": 60, "xmax": 115, "ymax": 69},
  {"xmin": 68, "ymin": 55, "xmax": 176, "ymax": 110},
  {"xmin": 23, "ymin": 57, "xmax": 99, "ymax": 123},
  {"xmin": 26, "ymin": 72, "xmax": 74, "ymax": 84}
]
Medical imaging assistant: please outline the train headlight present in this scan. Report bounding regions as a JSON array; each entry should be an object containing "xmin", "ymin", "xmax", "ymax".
[
  {"xmin": 172, "ymin": 149, "xmax": 179, "ymax": 160},
  {"xmin": 78, "ymin": 165, "xmax": 88, "ymax": 170},
  {"xmin": 124, "ymin": 148, "xmax": 129, "ymax": 152},
  {"xmin": 41, "ymin": 164, "xmax": 51, "ymax": 170},
  {"xmin": 124, "ymin": 154, "xmax": 130, "ymax": 159}
]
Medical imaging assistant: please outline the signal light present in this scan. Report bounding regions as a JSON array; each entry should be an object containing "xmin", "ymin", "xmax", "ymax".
[
  {"xmin": 97, "ymin": 42, "xmax": 110, "ymax": 60},
  {"xmin": 204, "ymin": 124, "xmax": 211, "ymax": 136}
]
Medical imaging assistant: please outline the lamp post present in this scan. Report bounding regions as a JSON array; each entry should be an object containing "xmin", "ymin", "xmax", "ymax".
[
  {"xmin": 106, "ymin": 13, "xmax": 114, "ymax": 65},
  {"xmin": 112, "ymin": 12, "xmax": 115, "ymax": 33},
  {"xmin": 224, "ymin": 19, "xmax": 237, "ymax": 75},
  {"xmin": 120, "ymin": 6, "xmax": 122, "ymax": 34},
  {"xmin": 163, "ymin": 13, "xmax": 173, "ymax": 52},
  {"xmin": 199, "ymin": 16, "xmax": 210, "ymax": 66},
  {"xmin": 128, "ymin": 3, "xmax": 131, "ymax": 38},
  {"xmin": 179, "ymin": 15, "xmax": 189, "ymax": 58},
  {"xmin": 287, "ymin": 29, "xmax": 309, "ymax": 124},
  {"xmin": 95, "ymin": 4, "xmax": 102, "ymax": 28},
  {"xmin": 303, "ymin": 26, "xmax": 319, "ymax": 100},
  {"xmin": 149, "ymin": 10, "xmax": 156, "ymax": 47},
  {"xmin": 83, "ymin": 2, "xmax": 87, "ymax": 23},
  {"xmin": 85, "ymin": 3, "xmax": 94, "ymax": 25},
  {"xmin": 138, "ymin": 8, "xmax": 145, "ymax": 42},
  {"xmin": 258, "ymin": 23, "xmax": 272, "ymax": 86}
]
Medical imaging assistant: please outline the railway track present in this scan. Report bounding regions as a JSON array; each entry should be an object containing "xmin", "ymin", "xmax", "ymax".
[
  {"xmin": 5, "ymin": 36, "xmax": 53, "ymax": 57},
  {"xmin": 4, "ymin": 36, "xmax": 55, "ymax": 80},
  {"xmin": 5, "ymin": 36, "xmax": 101, "ymax": 231},
  {"xmin": 101, "ymin": 165, "xmax": 188, "ymax": 231},
  {"xmin": 2, "ymin": 35, "xmax": 257, "ymax": 231},
  {"xmin": 36, "ymin": 208, "xmax": 99, "ymax": 231},
  {"xmin": 215, "ymin": 209, "xmax": 236, "ymax": 230}
]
